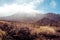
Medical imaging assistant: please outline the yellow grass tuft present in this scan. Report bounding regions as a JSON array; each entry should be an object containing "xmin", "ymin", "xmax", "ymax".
[
  {"xmin": 31, "ymin": 26, "xmax": 56, "ymax": 35},
  {"xmin": 0, "ymin": 29, "xmax": 6, "ymax": 36}
]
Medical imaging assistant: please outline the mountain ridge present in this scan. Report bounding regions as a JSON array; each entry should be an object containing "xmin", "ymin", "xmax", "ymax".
[{"xmin": 0, "ymin": 13, "xmax": 60, "ymax": 25}]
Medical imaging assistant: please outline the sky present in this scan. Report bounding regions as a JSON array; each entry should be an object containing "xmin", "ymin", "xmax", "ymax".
[{"xmin": 0, "ymin": 0, "xmax": 60, "ymax": 17}]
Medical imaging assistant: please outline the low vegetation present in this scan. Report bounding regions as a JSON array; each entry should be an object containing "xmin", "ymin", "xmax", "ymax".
[
  {"xmin": 31, "ymin": 26, "xmax": 56, "ymax": 35},
  {"xmin": 0, "ymin": 21, "xmax": 59, "ymax": 40}
]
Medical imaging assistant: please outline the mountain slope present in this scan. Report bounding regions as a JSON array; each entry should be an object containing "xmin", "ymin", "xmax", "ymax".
[
  {"xmin": 36, "ymin": 18, "xmax": 59, "ymax": 26},
  {"xmin": 0, "ymin": 13, "xmax": 45, "ymax": 23},
  {"xmin": 45, "ymin": 13, "xmax": 60, "ymax": 21},
  {"xmin": 36, "ymin": 13, "xmax": 60, "ymax": 27},
  {"xmin": 0, "ymin": 13, "xmax": 60, "ymax": 25}
]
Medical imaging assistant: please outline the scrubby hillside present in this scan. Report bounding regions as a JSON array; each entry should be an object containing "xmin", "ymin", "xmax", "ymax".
[{"xmin": 0, "ymin": 20, "xmax": 59, "ymax": 40}]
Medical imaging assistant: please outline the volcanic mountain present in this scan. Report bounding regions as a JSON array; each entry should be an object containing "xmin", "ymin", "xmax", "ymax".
[
  {"xmin": 0, "ymin": 13, "xmax": 45, "ymax": 23},
  {"xmin": 0, "ymin": 13, "xmax": 60, "ymax": 25},
  {"xmin": 36, "ymin": 13, "xmax": 60, "ymax": 27}
]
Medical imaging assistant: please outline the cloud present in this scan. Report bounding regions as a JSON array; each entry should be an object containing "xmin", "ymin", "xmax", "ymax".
[
  {"xmin": 15, "ymin": 0, "xmax": 44, "ymax": 4},
  {"xmin": 50, "ymin": 0, "xmax": 57, "ymax": 9},
  {"xmin": 0, "ymin": 0, "xmax": 45, "ymax": 17}
]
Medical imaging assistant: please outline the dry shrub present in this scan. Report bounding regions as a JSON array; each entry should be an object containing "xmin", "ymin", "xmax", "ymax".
[
  {"xmin": 31, "ymin": 26, "xmax": 56, "ymax": 35},
  {"xmin": 0, "ymin": 29, "xmax": 6, "ymax": 40},
  {"xmin": 0, "ymin": 29, "xmax": 6, "ymax": 37}
]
